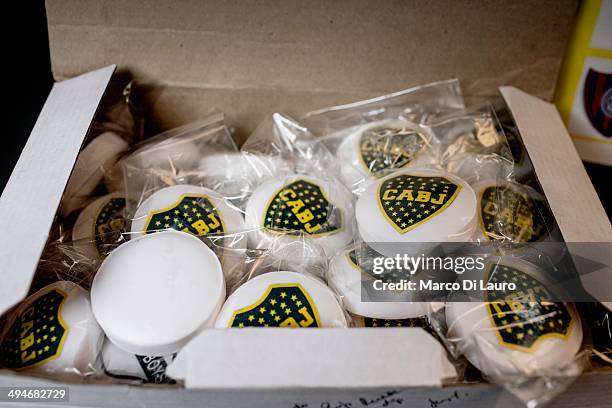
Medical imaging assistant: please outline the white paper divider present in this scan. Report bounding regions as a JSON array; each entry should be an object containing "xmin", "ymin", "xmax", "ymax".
[
  {"xmin": 0, "ymin": 65, "xmax": 115, "ymax": 315},
  {"xmin": 174, "ymin": 328, "xmax": 456, "ymax": 389},
  {"xmin": 500, "ymin": 86, "xmax": 612, "ymax": 243}
]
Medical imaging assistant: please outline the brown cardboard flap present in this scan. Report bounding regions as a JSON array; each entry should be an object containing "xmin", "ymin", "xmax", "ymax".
[
  {"xmin": 500, "ymin": 86, "xmax": 612, "ymax": 243},
  {"xmin": 47, "ymin": 0, "xmax": 576, "ymax": 99},
  {"xmin": 0, "ymin": 65, "xmax": 115, "ymax": 315}
]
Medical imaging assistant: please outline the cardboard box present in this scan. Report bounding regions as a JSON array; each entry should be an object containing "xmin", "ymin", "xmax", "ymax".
[{"xmin": 1, "ymin": 1, "xmax": 611, "ymax": 406}]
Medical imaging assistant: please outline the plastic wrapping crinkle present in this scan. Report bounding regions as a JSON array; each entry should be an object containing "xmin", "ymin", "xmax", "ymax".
[
  {"xmin": 59, "ymin": 81, "xmax": 142, "ymax": 217},
  {"xmin": 301, "ymin": 80, "xmax": 465, "ymax": 195}
]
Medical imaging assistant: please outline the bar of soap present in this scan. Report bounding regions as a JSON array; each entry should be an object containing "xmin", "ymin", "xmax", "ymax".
[
  {"xmin": 327, "ymin": 246, "xmax": 427, "ymax": 319},
  {"xmin": 446, "ymin": 257, "xmax": 582, "ymax": 377},
  {"xmin": 101, "ymin": 338, "xmax": 176, "ymax": 384},
  {"xmin": 60, "ymin": 132, "xmax": 129, "ymax": 216},
  {"xmin": 0, "ymin": 281, "xmax": 102, "ymax": 375},
  {"xmin": 355, "ymin": 168, "xmax": 477, "ymax": 256},
  {"xmin": 131, "ymin": 185, "xmax": 246, "ymax": 282},
  {"xmin": 244, "ymin": 175, "xmax": 354, "ymax": 258},
  {"xmin": 471, "ymin": 179, "xmax": 560, "ymax": 243},
  {"xmin": 215, "ymin": 271, "xmax": 347, "ymax": 328},
  {"xmin": 72, "ymin": 193, "xmax": 126, "ymax": 259},
  {"xmin": 91, "ymin": 231, "xmax": 225, "ymax": 355},
  {"xmin": 335, "ymin": 119, "xmax": 436, "ymax": 192}
]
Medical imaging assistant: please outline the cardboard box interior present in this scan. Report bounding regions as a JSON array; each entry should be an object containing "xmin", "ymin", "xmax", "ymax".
[{"xmin": 1, "ymin": 1, "xmax": 612, "ymax": 406}]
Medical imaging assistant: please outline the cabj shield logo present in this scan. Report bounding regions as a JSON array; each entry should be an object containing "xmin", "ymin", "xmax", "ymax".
[
  {"xmin": 263, "ymin": 180, "xmax": 341, "ymax": 236},
  {"xmin": 583, "ymin": 69, "xmax": 612, "ymax": 138},
  {"xmin": 144, "ymin": 195, "xmax": 225, "ymax": 237},
  {"xmin": 485, "ymin": 264, "xmax": 573, "ymax": 351},
  {"xmin": 0, "ymin": 289, "xmax": 67, "ymax": 369},
  {"xmin": 479, "ymin": 185, "xmax": 550, "ymax": 242},
  {"xmin": 378, "ymin": 174, "xmax": 460, "ymax": 233},
  {"xmin": 359, "ymin": 125, "xmax": 425, "ymax": 174},
  {"xmin": 93, "ymin": 197, "xmax": 126, "ymax": 256},
  {"xmin": 230, "ymin": 284, "xmax": 321, "ymax": 328}
]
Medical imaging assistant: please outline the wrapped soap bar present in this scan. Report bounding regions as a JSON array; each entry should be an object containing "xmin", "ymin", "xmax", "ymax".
[
  {"xmin": 91, "ymin": 231, "xmax": 225, "ymax": 355},
  {"xmin": 0, "ymin": 281, "xmax": 103, "ymax": 376}
]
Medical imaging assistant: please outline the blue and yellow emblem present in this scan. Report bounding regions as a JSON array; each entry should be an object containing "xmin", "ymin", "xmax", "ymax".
[
  {"xmin": 0, "ymin": 289, "xmax": 68, "ymax": 369},
  {"xmin": 93, "ymin": 197, "xmax": 126, "ymax": 256},
  {"xmin": 358, "ymin": 125, "xmax": 425, "ymax": 174},
  {"xmin": 230, "ymin": 284, "xmax": 321, "ymax": 328},
  {"xmin": 485, "ymin": 263, "xmax": 573, "ymax": 351},
  {"xmin": 263, "ymin": 180, "xmax": 341, "ymax": 237},
  {"xmin": 378, "ymin": 174, "xmax": 460, "ymax": 233},
  {"xmin": 144, "ymin": 195, "xmax": 225, "ymax": 237}
]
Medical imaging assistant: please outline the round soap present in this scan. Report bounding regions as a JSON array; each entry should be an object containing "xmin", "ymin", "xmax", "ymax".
[
  {"xmin": 335, "ymin": 119, "xmax": 436, "ymax": 193},
  {"xmin": 472, "ymin": 180, "xmax": 560, "ymax": 243},
  {"xmin": 215, "ymin": 271, "xmax": 347, "ymax": 328},
  {"xmin": 60, "ymin": 132, "xmax": 129, "ymax": 216},
  {"xmin": 197, "ymin": 153, "xmax": 291, "ymax": 206},
  {"xmin": 72, "ymin": 193, "xmax": 127, "ymax": 259},
  {"xmin": 131, "ymin": 185, "xmax": 246, "ymax": 282},
  {"xmin": 355, "ymin": 168, "xmax": 477, "ymax": 257},
  {"xmin": 244, "ymin": 175, "xmax": 354, "ymax": 258},
  {"xmin": 327, "ymin": 246, "xmax": 427, "ymax": 319},
  {"xmin": 0, "ymin": 281, "xmax": 103, "ymax": 375},
  {"xmin": 445, "ymin": 257, "xmax": 582, "ymax": 378},
  {"xmin": 91, "ymin": 231, "xmax": 226, "ymax": 355},
  {"xmin": 101, "ymin": 338, "xmax": 176, "ymax": 384}
]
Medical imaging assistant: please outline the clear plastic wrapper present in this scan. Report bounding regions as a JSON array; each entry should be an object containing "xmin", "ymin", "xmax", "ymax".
[
  {"xmin": 59, "ymin": 81, "xmax": 142, "ymax": 217},
  {"xmin": 0, "ymin": 281, "xmax": 103, "ymax": 379},
  {"xmin": 119, "ymin": 112, "xmax": 238, "ymax": 205},
  {"xmin": 429, "ymin": 103, "xmax": 514, "ymax": 187},
  {"xmin": 301, "ymin": 80, "xmax": 465, "ymax": 194}
]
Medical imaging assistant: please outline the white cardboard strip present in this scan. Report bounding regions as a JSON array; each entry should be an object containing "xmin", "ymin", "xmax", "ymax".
[
  {"xmin": 500, "ymin": 86, "xmax": 612, "ymax": 243},
  {"xmin": 0, "ymin": 65, "xmax": 115, "ymax": 315},
  {"xmin": 176, "ymin": 328, "xmax": 456, "ymax": 389}
]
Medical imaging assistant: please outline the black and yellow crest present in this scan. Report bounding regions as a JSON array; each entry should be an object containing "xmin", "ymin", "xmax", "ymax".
[
  {"xmin": 359, "ymin": 125, "xmax": 425, "ymax": 174},
  {"xmin": 0, "ymin": 289, "xmax": 67, "ymax": 369},
  {"xmin": 262, "ymin": 179, "xmax": 341, "ymax": 237},
  {"xmin": 144, "ymin": 195, "xmax": 225, "ymax": 237},
  {"xmin": 93, "ymin": 197, "xmax": 126, "ymax": 256},
  {"xmin": 485, "ymin": 263, "xmax": 573, "ymax": 351},
  {"xmin": 377, "ymin": 174, "xmax": 461, "ymax": 233},
  {"xmin": 479, "ymin": 185, "xmax": 550, "ymax": 242},
  {"xmin": 230, "ymin": 284, "xmax": 321, "ymax": 328}
]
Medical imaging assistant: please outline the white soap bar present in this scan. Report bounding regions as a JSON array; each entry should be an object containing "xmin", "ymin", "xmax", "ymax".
[
  {"xmin": 91, "ymin": 231, "xmax": 225, "ymax": 355},
  {"xmin": 471, "ymin": 179, "xmax": 560, "ymax": 244},
  {"xmin": 0, "ymin": 281, "xmax": 102, "ymax": 376},
  {"xmin": 335, "ymin": 119, "xmax": 437, "ymax": 193},
  {"xmin": 60, "ymin": 132, "xmax": 129, "ymax": 216},
  {"xmin": 101, "ymin": 337, "xmax": 176, "ymax": 384},
  {"xmin": 328, "ymin": 246, "xmax": 427, "ymax": 319},
  {"xmin": 72, "ymin": 193, "xmax": 126, "ymax": 259},
  {"xmin": 131, "ymin": 185, "xmax": 246, "ymax": 283},
  {"xmin": 446, "ymin": 257, "xmax": 582, "ymax": 377},
  {"xmin": 244, "ymin": 175, "xmax": 354, "ymax": 258},
  {"xmin": 355, "ymin": 168, "xmax": 477, "ymax": 256},
  {"xmin": 215, "ymin": 271, "xmax": 347, "ymax": 328}
]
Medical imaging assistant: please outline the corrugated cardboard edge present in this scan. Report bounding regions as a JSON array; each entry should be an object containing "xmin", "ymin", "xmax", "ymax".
[
  {"xmin": 0, "ymin": 65, "xmax": 116, "ymax": 315},
  {"xmin": 500, "ymin": 87, "xmax": 612, "ymax": 243}
]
